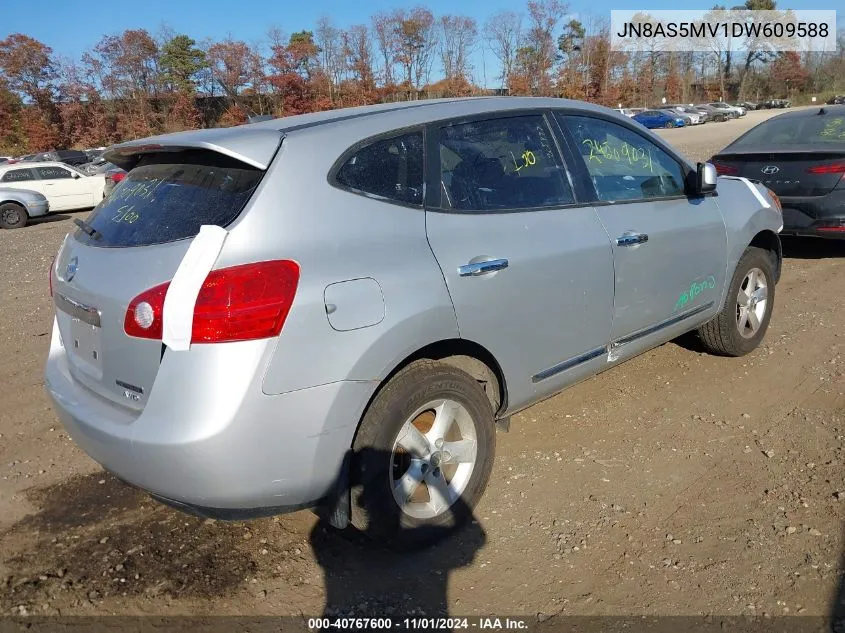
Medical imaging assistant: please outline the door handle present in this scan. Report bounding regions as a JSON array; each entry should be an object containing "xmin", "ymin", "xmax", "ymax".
[
  {"xmin": 458, "ymin": 258, "xmax": 509, "ymax": 277},
  {"xmin": 616, "ymin": 232, "xmax": 649, "ymax": 247}
]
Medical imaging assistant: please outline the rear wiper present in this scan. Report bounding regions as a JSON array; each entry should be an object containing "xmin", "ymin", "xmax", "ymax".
[{"xmin": 73, "ymin": 218, "xmax": 102, "ymax": 240}]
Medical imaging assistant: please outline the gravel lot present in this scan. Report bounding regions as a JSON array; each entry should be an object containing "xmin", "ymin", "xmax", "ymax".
[{"xmin": 2, "ymin": 108, "xmax": 844, "ymax": 625}]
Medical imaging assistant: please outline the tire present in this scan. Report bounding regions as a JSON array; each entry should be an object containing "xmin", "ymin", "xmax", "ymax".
[
  {"xmin": 349, "ymin": 360, "xmax": 495, "ymax": 547},
  {"xmin": 0, "ymin": 202, "xmax": 28, "ymax": 229},
  {"xmin": 664, "ymin": 121, "xmax": 675, "ymax": 129},
  {"xmin": 697, "ymin": 247, "xmax": 776, "ymax": 357}
]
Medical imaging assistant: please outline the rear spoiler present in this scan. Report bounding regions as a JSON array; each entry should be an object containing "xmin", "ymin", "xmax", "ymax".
[{"xmin": 103, "ymin": 126, "xmax": 284, "ymax": 171}]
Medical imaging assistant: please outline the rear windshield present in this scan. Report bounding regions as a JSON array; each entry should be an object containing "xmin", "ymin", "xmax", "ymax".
[
  {"xmin": 731, "ymin": 114, "xmax": 845, "ymax": 148},
  {"xmin": 75, "ymin": 149, "xmax": 263, "ymax": 247}
]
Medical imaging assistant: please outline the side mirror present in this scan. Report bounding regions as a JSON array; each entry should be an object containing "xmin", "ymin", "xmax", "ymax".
[
  {"xmin": 696, "ymin": 162, "xmax": 717, "ymax": 194},
  {"xmin": 72, "ymin": 172, "xmax": 81, "ymax": 179}
]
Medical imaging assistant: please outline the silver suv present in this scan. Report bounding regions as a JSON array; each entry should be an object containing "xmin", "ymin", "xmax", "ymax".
[{"xmin": 45, "ymin": 98, "xmax": 783, "ymax": 542}]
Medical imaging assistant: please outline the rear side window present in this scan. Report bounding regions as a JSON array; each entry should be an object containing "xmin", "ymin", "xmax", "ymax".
[
  {"xmin": 2, "ymin": 168, "xmax": 36, "ymax": 182},
  {"xmin": 76, "ymin": 150, "xmax": 262, "ymax": 248},
  {"xmin": 335, "ymin": 131, "xmax": 424, "ymax": 205},
  {"xmin": 36, "ymin": 166, "xmax": 73, "ymax": 179}
]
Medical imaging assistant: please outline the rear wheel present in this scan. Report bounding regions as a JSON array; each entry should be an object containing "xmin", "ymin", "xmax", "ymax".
[
  {"xmin": 0, "ymin": 202, "xmax": 27, "ymax": 229},
  {"xmin": 698, "ymin": 247, "xmax": 775, "ymax": 356},
  {"xmin": 350, "ymin": 360, "xmax": 495, "ymax": 547}
]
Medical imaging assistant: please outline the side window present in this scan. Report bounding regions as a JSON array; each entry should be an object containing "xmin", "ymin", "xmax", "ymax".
[
  {"xmin": 335, "ymin": 131, "xmax": 423, "ymax": 205},
  {"xmin": 36, "ymin": 166, "xmax": 73, "ymax": 180},
  {"xmin": 560, "ymin": 115, "xmax": 687, "ymax": 202},
  {"xmin": 439, "ymin": 115, "xmax": 573, "ymax": 211},
  {"xmin": 1, "ymin": 168, "xmax": 36, "ymax": 182}
]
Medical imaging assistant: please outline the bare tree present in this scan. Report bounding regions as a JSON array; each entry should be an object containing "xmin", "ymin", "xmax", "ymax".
[
  {"xmin": 440, "ymin": 15, "xmax": 478, "ymax": 85},
  {"xmin": 372, "ymin": 10, "xmax": 399, "ymax": 86},
  {"xmin": 484, "ymin": 11, "xmax": 522, "ymax": 89},
  {"xmin": 316, "ymin": 16, "xmax": 344, "ymax": 102},
  {"xmin": 524, "ymin": 0, "xmax": 568, "ymax": 95}
]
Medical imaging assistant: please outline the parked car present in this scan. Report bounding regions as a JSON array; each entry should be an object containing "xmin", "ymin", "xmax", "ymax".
[
  {"xmin": 693, "ymin": 104, "xmax": 729, "ymax": 122},
  {"xmin": 44, "ymin": 97, "xmax": 782, "ymax": 544},
  {"xmin": 0, "ymin": 156, "xmax": 12, "ymax": 165},
  {"xmin": 633, "ymin": 109, "xmax": 686, "ymax": 128},
  {"xmin": 83, "ymin": 149, "xmax": 105, "ymax": 163},
  {"xmin": 613, "ymin": 108, "xmax": 635, "ymax": 117},
  {"xmin": 78, "ymin": 156, "xmax": 117, "ymax": 176},
  {"xmin": 707, "ymin": 102, "xmax": 744, "ymax": 118},
  {"xmin": 669, "ymin": 105, "xmax": 708, "ymax": 124},
  {"xmin": 661, "ymin": 108, "xmax": 699, "ymax": 125},
  {"xmin": 102, "ymin": 166, "xmax": 126, "ymax": 198},
  {"xmin": 736, "ymin": 102, "xmax": 759, "ymax": 111},
  {"xmin": 710, "ymin": 104, "xmax": 845, "ymax": 239},
  {"xmin": 761, "ymin": 99, "xmax": 791, "ymax": 109},
  {"xmin": 0, "ymin": 187, "xmax": 49, "ymax": 229},
  {"xmin": 0, "ymin": 162, "xmax": 105, "ymax": 211},
  {"xmin": 825, "ymin": 95, "xmax": 845, "ymax": 105}
]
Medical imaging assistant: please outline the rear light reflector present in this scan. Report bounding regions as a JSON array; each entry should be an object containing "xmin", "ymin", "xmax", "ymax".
[
  {"xmin": 124, "ymin": 260, "xmax": 300, "ymax": 344},
  {"xmin": 806, "ymin": 163, "xmax": 845, "ymax": 175},
  {"xmin": 712, "ymin": 162, "xmax": 738, "ymax": 175},
  {"xmin": 817, "ymin": 225, "xmax": 845, "ymax": 232}
]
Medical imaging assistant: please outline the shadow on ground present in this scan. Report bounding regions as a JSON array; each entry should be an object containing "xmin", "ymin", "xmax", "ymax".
[
  {"xmin": 310, "ymin": 447, "xmax": 486, "ymax": 618},
  {"xmin": 2, "ymin": 449, "xmax": 486, "ymax": 619},
  {"xmin": 0, "ymin": 472, "xmax": 301, "ymax": 612},
  {"xmin": 27, "ymin": 214, "xmax": 71, "ymax": 226},
  {"xmin": 781, "ymin": 236, "xmax": 845, "ymax": 260}
]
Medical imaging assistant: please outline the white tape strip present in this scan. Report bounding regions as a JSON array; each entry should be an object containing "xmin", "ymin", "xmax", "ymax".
[
  {"xmin": 162, "ymin": 225, "xmax": 228, "ymax": 351},
  {"xmin": 737, "ymin": 177, "xmax": 771, "ymax": 208}
]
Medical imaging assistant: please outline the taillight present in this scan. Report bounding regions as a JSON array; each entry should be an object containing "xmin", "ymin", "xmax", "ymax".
[
  {"xmin": 806, "ymin": 162, "xmax": 845, "ymax": 175},
  {"xmin": 712, "ymin": 162, "xmax": 738, "ymax": 175},
  {"xmin": 766, "ymin": 188, "xmax": 782, "ymax": 213},
  {"xmin": 110, "ymin": 171, "xmax": 126, "ymax": 183},
  {"xmin": 124, "ymin": 260, "xmax": 300, "ymax": 344}
]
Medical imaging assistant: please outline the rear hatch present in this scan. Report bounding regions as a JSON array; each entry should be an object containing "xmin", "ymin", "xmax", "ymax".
[
  {"xmin": 712, "ymin": 111, "xmax": 845, "ymax": 197},
  {"xmin": 712, "ymin": 151, "xmax": 845, "ymax": 197},
  {"xmin": 51, "ymin": 144, "xmax": 277, "ymax": 410}
]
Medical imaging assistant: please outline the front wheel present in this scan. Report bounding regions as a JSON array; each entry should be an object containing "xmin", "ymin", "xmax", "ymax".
[
  {"xmin": 350, "ymin": 360, "xmax": 495, "ymax": 547},
  {"xmin": 697, "ymin": 247, "xmax": 776, "ymax": 356},
  {"xmin": 664, "ymin": 121, "xmax": 675, "ymax": 129},
  {"xmin": 0, "ymin": 202, "xmax": 28, "ymax": 229}
]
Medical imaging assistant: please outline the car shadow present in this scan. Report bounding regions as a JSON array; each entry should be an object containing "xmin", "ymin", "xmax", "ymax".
[
  {"xmin": 27, "ymin": 213, "xmax": 71, "ymax": 226},
  {"xmin": 310, "ymin": 447, "xmax": 487, "ymax": 619},
  {"xmin": 1, "ymin": 448, "xmax": 486, "ymax": 619},
  {"xmin": 833, "ymin": 522, "xmax": 845, "ymax": 632},
  {"xmin": 781, "ymin": 236, "xmax": 845, "ymax": 260}
]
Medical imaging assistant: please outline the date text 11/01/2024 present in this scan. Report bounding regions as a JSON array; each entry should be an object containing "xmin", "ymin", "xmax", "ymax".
[{"xmin": 307, "ymin": 617, "xmax": 530, "ymax": 630}]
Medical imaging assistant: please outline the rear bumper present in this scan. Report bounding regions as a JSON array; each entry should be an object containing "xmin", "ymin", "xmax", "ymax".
[
  {"xmin": 778, "ymin": 191, "xmax": 845, "ymax": 239},
  {"xmin": 44, "ymin": 317, "xmax": 376, "ymax": 515}
]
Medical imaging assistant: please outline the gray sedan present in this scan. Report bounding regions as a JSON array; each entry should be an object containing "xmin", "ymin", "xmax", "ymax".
[
  {"xmin": 0, "ymin": 187, "xmax": 49, "ymax": 229},
  {"xmin": 44, "ymin": 98, "xmax": 783, "ymax": 545}
]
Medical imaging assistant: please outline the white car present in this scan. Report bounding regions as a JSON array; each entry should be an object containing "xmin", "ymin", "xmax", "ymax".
[
  {"xmin": 613, "ymin": 108, "xmax": 636, "ymax": 117},
  {"xmin": 0, "ymin": 161, "xmax": 105, "ymax": 211}
]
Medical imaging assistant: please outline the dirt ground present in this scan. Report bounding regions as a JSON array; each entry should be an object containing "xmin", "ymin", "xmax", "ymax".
[{"xmin": 2, "ymin": 108, "xmax": 844, "ymax": 624}]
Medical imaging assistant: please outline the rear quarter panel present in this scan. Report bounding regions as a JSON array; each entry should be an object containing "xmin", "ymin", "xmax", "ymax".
[{"xmin": 217, "ymin": 128, "xmax": 459, "ymax": 396}]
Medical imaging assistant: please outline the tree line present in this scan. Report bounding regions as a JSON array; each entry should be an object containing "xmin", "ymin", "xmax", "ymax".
[{"xmin": 0, "ymin": 0, "xmax": 843, "ymax": 155}]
